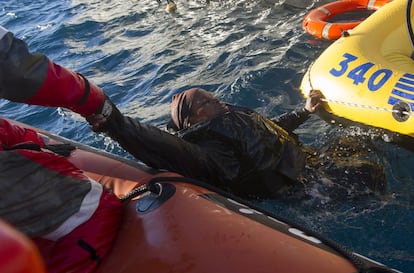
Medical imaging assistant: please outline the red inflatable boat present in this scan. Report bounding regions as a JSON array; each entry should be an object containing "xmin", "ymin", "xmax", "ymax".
[{"xmin": 0, "ymin": 117, "xmax": 400, "ymax": 273}]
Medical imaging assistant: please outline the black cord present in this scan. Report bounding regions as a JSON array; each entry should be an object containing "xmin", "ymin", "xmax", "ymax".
[
  {"xmin": 406, "ymin": 0, "xmax": 414, "ymax": 59},
  {"xmin": 77, "ymin": 73, "xmax": 91, "ymax": 107},
  {"xmin": 120, "ymin": 183, "xmax": 152, "ymax": 203}
]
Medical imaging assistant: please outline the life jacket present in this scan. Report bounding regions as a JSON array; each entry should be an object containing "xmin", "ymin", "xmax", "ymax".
[{"xmin": 0, "ymin": 150, "xmax": 93, "ymax": 237}]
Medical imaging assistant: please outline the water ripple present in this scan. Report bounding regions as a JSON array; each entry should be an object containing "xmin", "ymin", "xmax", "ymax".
[{"xmin": 0, "ymin": 1, "xmax": 412, "ymax": 271}]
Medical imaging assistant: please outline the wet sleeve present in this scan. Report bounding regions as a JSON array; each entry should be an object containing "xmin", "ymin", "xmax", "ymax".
[
  {"xmin": 104, "ymin": 114, "xmax": 222, "ymax": 184},
  {"xmin": 0, "ymin": 118, "xmax": 45, "ymax": 149},
  {"xmin": 271, "ymin": 107, "xmax": 311, "ymax": 132}
]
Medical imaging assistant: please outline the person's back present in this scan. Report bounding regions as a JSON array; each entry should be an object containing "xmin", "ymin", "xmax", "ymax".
[
  {"xmin": 176, "ymin": 104, "xmax": 307, "ymax": 197},
  {"xmin": 0, "ymin": 118, "xmax": 123, "ymax": 273},
  {"xmin": 87, "ymin": 88, "xmax": 322, "ymax": 198}
]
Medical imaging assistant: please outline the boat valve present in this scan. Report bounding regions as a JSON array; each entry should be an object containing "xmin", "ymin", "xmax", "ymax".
[{"xmin": 392, "ymin": 101, "xmax": 411, "ymax": 122}]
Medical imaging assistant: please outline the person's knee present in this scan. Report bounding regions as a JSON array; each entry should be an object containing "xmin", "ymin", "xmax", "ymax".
[
  {"xmin": 326, "ymin": 159, "xmax": 387, "ymax": 195},
  {"xmin": 349, "ymin": 160, "xmax": 386, "ymax": 193}
]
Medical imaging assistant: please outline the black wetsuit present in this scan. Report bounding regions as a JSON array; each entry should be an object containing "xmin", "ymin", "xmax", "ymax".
[{"xmin": 103, "ymin": 104, "xmax": 312, "ymax": 198}]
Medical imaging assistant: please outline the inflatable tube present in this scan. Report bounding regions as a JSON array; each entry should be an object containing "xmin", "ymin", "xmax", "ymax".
[
  {"xmin": 0, "ymin": 117, "xmax": 401, "ymax": 273},
  {"xmin": 301, "ymin": 0, "xmax": 414, "ymax": 142},
  {"xmin": 303, "ymin": 0, "xmax": 391, "ymax": 40},
  {"xmin": 0, "ymin": 220, "xmax": 46, "ymax": 273}
]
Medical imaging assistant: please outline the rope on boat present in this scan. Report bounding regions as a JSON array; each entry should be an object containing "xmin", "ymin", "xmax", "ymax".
[
  {"xmin": 306, "ymin": 62, "xmax": 413, "ymax": 119},
  {"xmin": 320, "ymin": 97, "xmax": 414, "ymax": 117},
  {"xmin": 120, "ymin": 183, "xmax": 152, "ymax": 202},
  {"xmin": 406, "ymin": 0, "xmax": 414, "ymax": 59}
]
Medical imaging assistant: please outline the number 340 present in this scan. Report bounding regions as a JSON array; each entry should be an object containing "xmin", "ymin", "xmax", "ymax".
[{"xmin": 329, "ymin": 53, "xmax": 392, "ymax": 92}]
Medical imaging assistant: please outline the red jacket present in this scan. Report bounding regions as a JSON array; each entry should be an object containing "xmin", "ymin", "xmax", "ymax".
[
  {"xmin": 0, "ymin": 26, "xmax": 106, "ymax": 238},
  {"xmin": 0, "ymin": 26, "xmax": 104, "ymax": 117},
  {"xmin": 0, "ymin": 118, "xmax": 102, "ymax": 238}
]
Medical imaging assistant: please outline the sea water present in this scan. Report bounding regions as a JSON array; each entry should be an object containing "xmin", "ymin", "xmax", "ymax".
[{"xmin": 0, "ymin": 0, "xmax": 413, "ymax": 271}]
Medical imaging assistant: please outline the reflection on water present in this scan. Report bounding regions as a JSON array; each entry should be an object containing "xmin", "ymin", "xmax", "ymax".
[{"xmin": 0, "ymin": 0, "xmax": 413, "ymax": 271}]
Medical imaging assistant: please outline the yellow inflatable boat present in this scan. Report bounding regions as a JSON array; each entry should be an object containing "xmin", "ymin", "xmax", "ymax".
[{"xmin": 301, "ymin": 0, "xmax": 414, "ymax": 143}]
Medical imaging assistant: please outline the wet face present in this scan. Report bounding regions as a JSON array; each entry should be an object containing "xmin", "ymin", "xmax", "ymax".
[{"xmin": 189, "ymin": 90, "xmax": 229, "ymax": 125}]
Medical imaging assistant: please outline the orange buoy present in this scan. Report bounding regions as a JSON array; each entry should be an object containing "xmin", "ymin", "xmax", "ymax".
[
  {"xmin": 303, "ymin": 0, "xmax": 391, "ymax": 40},
  {"xmin": 0, "ymin": 220, "xmax": 46, "ymax": 273}
]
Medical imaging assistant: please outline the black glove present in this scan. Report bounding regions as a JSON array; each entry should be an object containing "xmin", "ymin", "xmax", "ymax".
[
  {"xmin": 86, "ymin": 96, "xmax": 124, "ymax": 133},
  {"xmin": 44, "ymin": 143, "xmax": 76, "ymax": 157}
]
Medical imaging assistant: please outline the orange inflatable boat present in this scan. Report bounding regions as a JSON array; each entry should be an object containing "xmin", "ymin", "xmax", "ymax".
[{"xmin": 0, "ymin": 117, "xmax": 400, "ymax": 273}]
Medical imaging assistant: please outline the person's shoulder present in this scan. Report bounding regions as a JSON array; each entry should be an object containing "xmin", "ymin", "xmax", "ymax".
[{"xmin": 227, "ymin": 104, "xmax": 259, "ymax": 116}]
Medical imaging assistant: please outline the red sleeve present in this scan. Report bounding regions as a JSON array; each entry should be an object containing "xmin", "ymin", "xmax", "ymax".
[
  {"xmin": 26, "ymin": 60, "xmax": 105, "ymax": 117},
  {"xmin": 0, "ymin": 28, "xmax": 104, "ymax": 117},
  {"xmin": 0, "ymin": 119, "xmax": 45, "ymax": 150}
]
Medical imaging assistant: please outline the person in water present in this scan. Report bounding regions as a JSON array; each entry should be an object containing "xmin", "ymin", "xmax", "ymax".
[
  {"xmin": 87, "ymin": 88, "xmax": 386, "ymax": 199},
  {"xmin": 87, "ymin": 88, "xmax": 323, "ymax": 198},
  {"xmin": 0, "ymin": 26, "xmax": 123, "ymax": 273}
]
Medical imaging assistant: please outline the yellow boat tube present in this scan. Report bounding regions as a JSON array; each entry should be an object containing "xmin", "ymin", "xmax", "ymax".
[{"xmin": 301, "ymin": 0, "xmax": 414, "ymax": 139}]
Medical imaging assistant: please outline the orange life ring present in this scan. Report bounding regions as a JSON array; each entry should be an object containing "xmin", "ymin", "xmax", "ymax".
[{"xmin": 302, "ymin": 0, "xmax": 391, "ymax": 40}]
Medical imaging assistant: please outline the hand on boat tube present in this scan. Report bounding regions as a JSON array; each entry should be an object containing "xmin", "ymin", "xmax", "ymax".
[{"xmin": 304, "ymin": 89, "xmax": 322, "ymax": 113}]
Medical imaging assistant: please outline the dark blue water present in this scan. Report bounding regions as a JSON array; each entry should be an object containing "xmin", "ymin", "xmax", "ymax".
[{"xmin": 1, "ymin": 0, "xmax": 413, "ymax": 272}]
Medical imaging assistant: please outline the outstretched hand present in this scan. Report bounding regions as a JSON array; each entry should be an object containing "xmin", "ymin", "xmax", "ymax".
[
  {"xmin": 85, "ymin": 97, "xmax": 124, "ymax": 133},
  {"xmin": 86, "ymin": 114, "xmax": 107, "ymax": 132},
  {"xmin": 304, "ymin": 89, "xmax": 322, "ymax": 113}
]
